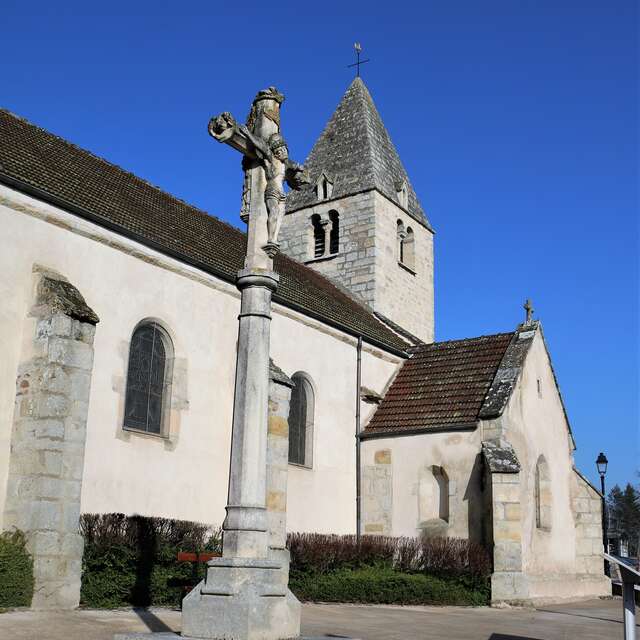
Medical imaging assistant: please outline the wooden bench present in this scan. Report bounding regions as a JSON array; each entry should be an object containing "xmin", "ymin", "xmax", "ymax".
[{"xmin": 171, "ymin": 551, "xmax": 222, "ymax": 600}]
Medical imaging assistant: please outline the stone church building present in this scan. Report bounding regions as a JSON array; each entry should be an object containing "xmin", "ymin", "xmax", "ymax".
[{"xmin": 0, "ymin": 78, "xmax": 608, "ymax": 609}]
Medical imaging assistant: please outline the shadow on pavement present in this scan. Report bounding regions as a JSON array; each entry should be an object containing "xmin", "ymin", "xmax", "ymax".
[
  {"xmin": 537, "ymin": 608, "xmax": 624, "ymax": 625},
  {"xmin": 133, "ymin": 608, "xmax": 175, "ymax": 632},
  {"xmin": 488, "ymin": 635, "xmax": 543, "ymax": 640}
]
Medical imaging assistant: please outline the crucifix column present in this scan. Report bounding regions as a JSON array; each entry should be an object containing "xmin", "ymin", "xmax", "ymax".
[{"xmin": 181, "ymin": 87, "xmax": 308, "ymax": 640}]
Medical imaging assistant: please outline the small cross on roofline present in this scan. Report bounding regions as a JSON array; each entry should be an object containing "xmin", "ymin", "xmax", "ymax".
[{"xmin": 524, "ymin": 298, "xmax": 534, "ymax": 324}]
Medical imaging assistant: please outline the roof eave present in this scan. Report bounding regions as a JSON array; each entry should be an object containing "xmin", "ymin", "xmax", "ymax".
[{"xmin": 0, "ymin": 171, "xmax": 411, "ymax": 359}]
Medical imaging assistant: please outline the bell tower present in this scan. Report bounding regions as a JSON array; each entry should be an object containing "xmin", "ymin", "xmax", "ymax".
[{"xmin": 278, "ymin": 78, "xmax": 434, "ymax": 342}]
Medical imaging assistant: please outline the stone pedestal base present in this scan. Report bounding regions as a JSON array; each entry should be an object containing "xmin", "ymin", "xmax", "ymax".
[{"xmin": 180, "ymin": 556, "xmax": 300, "ymax": 640}]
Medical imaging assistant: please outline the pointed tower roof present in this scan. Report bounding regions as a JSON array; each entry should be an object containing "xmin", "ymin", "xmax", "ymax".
[{"xmin": 287, "ymin": 77, "xmax": 432, "ymax": 230}]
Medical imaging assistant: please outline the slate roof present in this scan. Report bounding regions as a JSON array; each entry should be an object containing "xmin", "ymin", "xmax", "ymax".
[
  {"xmin": 364, "ymin": 331, "xmax": 516, "ymax": 436},
  {"xmin": 0, "ymin": 109, "xmax": 409, "ymax": 354},
  {"xmin": 286, "ymin": 78, "xmax": 432, "ymax": 230}
]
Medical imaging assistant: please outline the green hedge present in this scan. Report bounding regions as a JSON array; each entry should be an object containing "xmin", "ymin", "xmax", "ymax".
[
  {"xmin": 79, "ymin": 514, "xmax": 490, "ymax": 608},
  {"xmin": 290, "ymin": 566, "xmax": 489, "ymax": 606},
  {"xmin": 80, "ymin": 514, "xmax": 221, "ymax": 608},
  {"xmin": 0, "ymin": 530, "xmax": 34, "ymax": 608}
]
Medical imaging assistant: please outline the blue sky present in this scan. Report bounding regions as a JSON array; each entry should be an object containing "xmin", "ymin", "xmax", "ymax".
[{"xmin": 2, "ymin": 1, "xmax": 637, "ymax": 490}]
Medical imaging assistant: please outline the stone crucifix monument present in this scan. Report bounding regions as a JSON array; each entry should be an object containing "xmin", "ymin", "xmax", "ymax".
[{"xmin": 181, "ymin": 87, "xmax": 309, "ymax": 640}]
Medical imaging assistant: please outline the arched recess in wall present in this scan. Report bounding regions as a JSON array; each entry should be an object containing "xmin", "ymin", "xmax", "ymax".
[
  {"xmin": 311, "ymin": 214, "xmax": 325, "ymax": 258},
  {"xmin": 535, "ymin": 455, "xmax": 552, "ymax": 530},
  {"xmin": 288, "ymin": 372, "xmax": 315, "ymax": 467},
  {"xmin": 123, "ymin": 320, "xmax": 174, "ymax": 436},
  {"xmin": 328, "ymin": 210, "xmax": 340, "ymax": 254},
  {"xmin": 403, "ymin": 227, "xmax": 415, "ymax": 271},
  {"xmin": 418, "ymin": 465, "xmax": 450, "ymax": 535}
]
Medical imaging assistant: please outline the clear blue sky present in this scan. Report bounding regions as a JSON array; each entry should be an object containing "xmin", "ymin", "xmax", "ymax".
[{"xmin": 2, "ymin": 1, "xmax": 637, "ymax": 490}]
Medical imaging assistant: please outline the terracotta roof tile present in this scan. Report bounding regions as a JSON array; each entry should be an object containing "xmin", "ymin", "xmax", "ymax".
[{"xmin": 365, "ymin": 332, "xmax": 515, "ymax": 436}]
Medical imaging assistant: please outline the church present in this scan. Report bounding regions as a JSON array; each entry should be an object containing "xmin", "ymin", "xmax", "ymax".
[{"xmin": 0, "ymin": 78, "xmax": 608, "ymax": 609}]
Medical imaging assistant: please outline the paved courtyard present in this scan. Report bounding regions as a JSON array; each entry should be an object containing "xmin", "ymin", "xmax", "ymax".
[{"xmin": 0, "ymin": 599, "xmax": 632, "ymax": 640}]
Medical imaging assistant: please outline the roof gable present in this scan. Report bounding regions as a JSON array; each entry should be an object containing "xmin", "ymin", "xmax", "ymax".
[
  {"xmin": 0, "ymin": 108, "xmax": 408, "ymax": 354},
  {"xmin": 286, "ymin": 78, "xmax": 431, "ymax": 230}
]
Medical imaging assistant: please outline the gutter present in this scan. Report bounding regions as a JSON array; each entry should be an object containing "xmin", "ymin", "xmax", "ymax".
[
  {"xmin": 359, "ymin": 422, "xmax": 478, "ymax": 441},
  {"xmin": 355, "ymin": 336, "xmax": 362, "ymax": 541},
  {"xmin": 0, "ymin": 172, "xmax": 410, "ymax": 359}
]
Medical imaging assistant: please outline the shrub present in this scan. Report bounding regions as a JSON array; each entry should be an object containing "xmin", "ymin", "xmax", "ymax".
[
  {"xmin": 290, "ymin": 565, "xmax": 489, "ymax": 606},
  {"xmin": 287, "ymin": 532, "xmax": 491, "ymax": 579},
  {"xmin": 79, "ymin": 513, "xmax": 221, "ymax": 608},
  {"xmin": 0, "ymin": 530, "xmax": 34, "ymax": 608}
]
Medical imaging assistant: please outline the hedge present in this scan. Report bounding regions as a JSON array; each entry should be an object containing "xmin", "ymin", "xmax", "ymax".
[
  {"xmin": 0, "ymin": 530, "xmax": 34, "ymax": 609},
  {"xmin": 79, "ymin": 514, "xmax": 491, "ymax": 608},
  {"xmin": 79, "ymin": 513, "xmax": 221, "ymax": 608},
  {"xmin": 290, "ymin": 566, "xmax": 489, "ymax": 606}
]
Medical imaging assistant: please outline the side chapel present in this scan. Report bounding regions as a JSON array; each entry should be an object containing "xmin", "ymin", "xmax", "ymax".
[{"xmin": 0, "ymin": 78, "xmax": 608, "ymax": 608}]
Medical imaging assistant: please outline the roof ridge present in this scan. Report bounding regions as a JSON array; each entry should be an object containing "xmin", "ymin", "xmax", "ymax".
[
  {"xmin": 0, "ymin": 108, "xmax": 244, "ymax": 240},
  {"xmin": 423, "ymin": 331, "xmax": 515, "ymax": 349}
]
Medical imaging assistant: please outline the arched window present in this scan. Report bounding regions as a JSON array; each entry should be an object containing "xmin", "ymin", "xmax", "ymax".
[
  {"xmin": 404, "ymin": 227, "xmax": 415, "ymax": 270},
  {"xmin": 124, "ymin": 321, "xmax": 173, "ymax": 435},
  {"xmin": 329, "ymin": 210, "xmax": 340, "ymax": 254},
  {"xmin": 315, "ymin": 173, "xmax": 333, "ymax": 201},
  {"xmin": 418, "ymin": 465, "xmax": 450, "ymax": 525},
  {"xmin": 311, "ymin": 214, "xmax": 325, "ymax": 258},
  {"xmin": 288, "ymin": 372, "xmax": 314, "ymax": 467},
  {"xmin": 397, "ymin": 180, "xmax": 408, "ymax": 209},
  {"xmin": 535, "ymin": 455, "xmax": 552, "ymax": 530},
  {"xmin": 396, "ymin": 220, "xmax": 406, "ymax": 262}
]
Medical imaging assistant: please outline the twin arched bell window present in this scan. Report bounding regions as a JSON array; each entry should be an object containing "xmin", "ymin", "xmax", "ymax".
[
  {"xmin": 311, "ymin": 211, "xmax": 340, "ymax": 259},
  {"xmin": 123, "ymin": 321, "xmax": 173, "ymax": 435},
  {"xmin": 288, "ymin": 372, "xmax": 315, "ymax": 467}
]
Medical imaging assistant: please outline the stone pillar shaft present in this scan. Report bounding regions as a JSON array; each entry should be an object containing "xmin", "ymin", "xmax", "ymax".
[{"xmin": 223, "ymin": 269, "xmax": 279, "ymax": 560}]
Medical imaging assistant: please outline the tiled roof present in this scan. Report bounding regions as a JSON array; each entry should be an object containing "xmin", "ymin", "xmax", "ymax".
[
  {"xmin": 286, "ymin": 78, "xmax": 432, "ymax": 230},
  {"xmin": 364, "ymin": 332, "xmax": 515, "ymax": 436},
  {"xmin": 0, "ymin": 109, "xmax": 409, "ymax": 353}
]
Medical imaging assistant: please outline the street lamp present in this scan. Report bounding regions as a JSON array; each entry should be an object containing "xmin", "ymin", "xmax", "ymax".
[{"xmin": 596, "ymin": 452, "xmax": 609, "ymax": 575}]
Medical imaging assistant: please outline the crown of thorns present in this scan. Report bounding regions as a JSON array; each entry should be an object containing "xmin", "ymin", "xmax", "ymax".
[{"xmin": 268, "ymin": 133, "xmax": 287, "ymax": 150}]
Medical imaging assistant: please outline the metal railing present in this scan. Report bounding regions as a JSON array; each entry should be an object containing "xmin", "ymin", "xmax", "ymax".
[{"xmin": 605, "ymin": 553, "xmax": 639, "ymax": 640}]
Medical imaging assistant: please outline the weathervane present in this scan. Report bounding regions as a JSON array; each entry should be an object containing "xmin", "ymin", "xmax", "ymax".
[{"xmin": 347, "ymin": 42, "xmax": 370, "ymax": 77}]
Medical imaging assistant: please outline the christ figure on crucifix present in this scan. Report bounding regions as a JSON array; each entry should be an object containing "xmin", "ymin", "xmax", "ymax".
[{"xmin": 208, "ymin": 87, "xmax": 309, "ymax": 257}]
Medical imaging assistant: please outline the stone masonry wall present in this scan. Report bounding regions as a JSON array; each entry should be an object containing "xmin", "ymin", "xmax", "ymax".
[
  {"xmin": 266, "ymin": 371, "xmax": 293, "ymax": 551},
  {"xmin": 571, "ymin": 470, "xmax": 605, "ymax": 576},
  {"xmin": 363, "ymin": 448, "xmax": 392, "ymax": 535},
  {"xmin": 372, "ymin": 192, "xmax": 434, "ymax": 343},
  {"xmin": 2, "ymin": 268, "xmax": 98, "ymax": 609},
  {"xmin": 490, "ymin": 471, "xmax": 528, "ymax": 603},
  {"xmin": 279, "ymin": 190, "xmax": 434, "ymax": 343},
  {"xmin": 279, "ymin": 192, "xmax": 377, "ymax": 309}
]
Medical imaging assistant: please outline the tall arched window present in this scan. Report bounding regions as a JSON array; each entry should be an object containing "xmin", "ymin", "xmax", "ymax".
[
  {"xmin": 535, "ymin": 455, "xmax": 552, "ymax": 530},
  {"xmin": 311, "ymin": 214, "xmax": 325, "ymax": 258},
  {"xmin": 124, "ymin": 321, "xmax": 173, "ymax": 435},
  {"xmin": 396, "ymin": 220, "xmax": 406, "ymax": 262},
  {"xmin": 288, "ymin": 372, "xmax": 314, "ymax": 467},
  {"xmin": 329, "ymin": 210, "xmax": 340, "ymax": 254}
]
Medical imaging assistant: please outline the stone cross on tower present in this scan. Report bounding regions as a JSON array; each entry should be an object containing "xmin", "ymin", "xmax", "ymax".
[{"xmin": 180, "ymin": 88, "xmax": 308, "ymax": 640}]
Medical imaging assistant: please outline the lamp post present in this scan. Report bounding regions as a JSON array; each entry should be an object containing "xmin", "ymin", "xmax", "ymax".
[{"xmin": 596, "ymin": 452, "xmax": 609, "ymax": 576}]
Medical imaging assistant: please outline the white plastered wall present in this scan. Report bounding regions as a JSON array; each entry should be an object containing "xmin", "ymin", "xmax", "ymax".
[
  {"xmin": 0, "ymin": 184, "xmax": 401, "ymax": 534},
  {"xmin": 498, "ymin": 330, "xmax": 608, "ymax": 600},
  {"xmin": 361, "ymin": 428, "xmax": 483, "ymax": 539}
]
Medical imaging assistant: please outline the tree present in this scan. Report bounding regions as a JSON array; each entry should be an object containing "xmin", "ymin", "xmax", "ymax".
[{"xmin": 607, "ymin": 483, "xmax": 640, "ymax": 557}]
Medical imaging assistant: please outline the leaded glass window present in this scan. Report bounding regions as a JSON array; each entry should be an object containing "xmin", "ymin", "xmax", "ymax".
[
  {"xmin": 288, "ymin": 373, "xmax": 314, "ymax": 466},
  {"xmin": 124, "ymin": 322, "xmax": 172, "ymax": 435}
]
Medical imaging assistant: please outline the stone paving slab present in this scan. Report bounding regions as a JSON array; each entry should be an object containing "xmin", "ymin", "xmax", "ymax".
[{"xmin": 0, "ymin": 599, "xmax": 632, "ymax": 640}]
